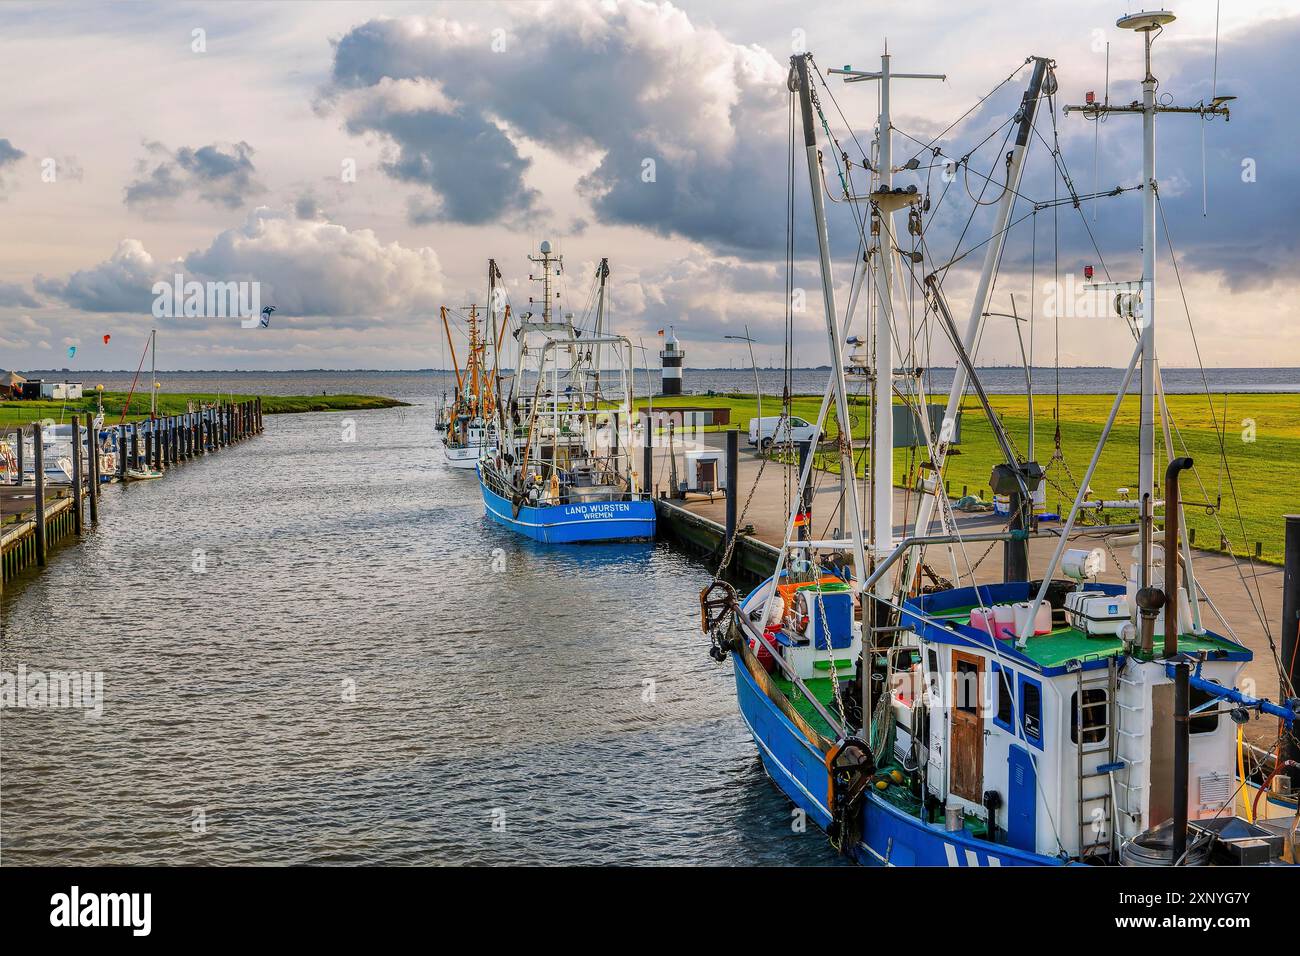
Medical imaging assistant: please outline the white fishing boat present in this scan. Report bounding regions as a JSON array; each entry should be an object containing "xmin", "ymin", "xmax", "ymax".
[
  {"xmin": 439, "ymin": 295, "xmax": 498, "ymax": 471},
  {"xmin": 701, "ymin": 13, "xmax": 1298, "ymax": 867}
]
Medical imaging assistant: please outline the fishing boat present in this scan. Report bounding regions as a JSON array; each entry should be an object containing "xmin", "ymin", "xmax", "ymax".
[
  {"xmin": 439, "ymin": 296, "xmax": 498, "ymax": 470},
  {"xmin": 477, "ymin": 244, "xmax": 655, "ymax": 543},
  {"xmin": 701, "ymin": 15, "xmax": 1298, "ymax": 867}
]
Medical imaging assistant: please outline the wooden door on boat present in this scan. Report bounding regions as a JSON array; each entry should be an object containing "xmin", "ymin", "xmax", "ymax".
[{"xmin": 950, "ymin": 651, "xmax": 984, "ymax": 803}]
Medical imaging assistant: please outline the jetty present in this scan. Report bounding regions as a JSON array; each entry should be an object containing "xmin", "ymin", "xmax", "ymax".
[{"xmin": 1, "ymin": 399, "xmax": 263, "ymax": 592}]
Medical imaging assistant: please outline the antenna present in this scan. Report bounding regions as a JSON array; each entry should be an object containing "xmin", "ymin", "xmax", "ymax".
[{"xmin": 1062, "ymin": 9, "xmax": 1233, "ymax": 631}]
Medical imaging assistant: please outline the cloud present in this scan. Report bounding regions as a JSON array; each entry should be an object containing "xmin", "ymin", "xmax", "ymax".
[
  {"xmin": 35, "ymin": 207, "xmax": 443, "ymax": 319},
  {"xmin": 0, "ymin": 280, "xmax": 41, "ymax": 308},
  {"xmin": 124, "ymin": 140, "xmax": 266, "ymax": 210},
  {"xmin": 35, "ymin": 238, "xmax": 159, "ymax": 312},
  {"xmin": 321, "ymin": 3, "xmax": 788, "ymax": 245},
  {"xmin": 0, "ymin": 137, "xmax": 26, "ymax": 196},
  {"xmin": 182, "ymin": 207, "xmax": 443, "ymax": 317},
  {"xmin": 294, "ymin": 191, "xmax": 325, "ymax": 220}
]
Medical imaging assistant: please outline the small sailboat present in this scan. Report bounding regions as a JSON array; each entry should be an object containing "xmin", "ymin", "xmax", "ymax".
[
  {"xmin": 702, "ymin": 19, "xmax": 1296, "ymax": 867},
  {"xmin": 478, "ymin": 244, "xmax": 655, "ymax": 543}
]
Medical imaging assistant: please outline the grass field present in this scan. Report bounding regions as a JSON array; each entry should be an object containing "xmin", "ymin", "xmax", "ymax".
[
  {"xmin": 0, "ymin": 392, "xmax": 408, "ymax": 429},
  {"xmin": 636, "ymin": 391, "xmax": 1299, "ymax": 564}
]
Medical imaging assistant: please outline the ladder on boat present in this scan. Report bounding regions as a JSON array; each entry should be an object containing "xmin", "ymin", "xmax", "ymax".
[{"xmin": 1074, "ymin": 658, "xmax": 1121, "ymax": 861}]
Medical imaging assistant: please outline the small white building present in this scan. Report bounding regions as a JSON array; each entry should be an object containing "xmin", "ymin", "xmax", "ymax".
[
  {"xmin": 40, "ymin": 382, "xmax": 84, "ymax": 400},
  {"xmin": 684, "ymin": 449, "xmax": 726, "ymax": 493}
]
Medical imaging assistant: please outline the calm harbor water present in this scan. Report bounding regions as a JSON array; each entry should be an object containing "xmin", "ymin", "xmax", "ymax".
[{"xmin": 0, "ymin": 391, "xmax": 840, "ymax": 865}]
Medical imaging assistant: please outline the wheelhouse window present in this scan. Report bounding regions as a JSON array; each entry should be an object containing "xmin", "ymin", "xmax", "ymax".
[
  {"xmin": 1019, "ymin": 675, "xmax": 1043, "ymax": 748},
  {"xmin": 993, "ymin": 663, "xmax": 1014, "ymax": 733},
  {"xmin": 1071, "ymin": 689, "xmax": 1108, "ymax": 745},
  {"xmin": 954, "ymin": 657, "xmax": 979, "ymax": 714},
  {"xmin": 1189, "ymin": 683, "xmax": 1221, "ymax": 735}
]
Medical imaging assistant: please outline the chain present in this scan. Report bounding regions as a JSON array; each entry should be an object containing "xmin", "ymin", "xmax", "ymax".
[{"xmin": 712, "ymin": 410, "xmax": 791, "ymax": 579}]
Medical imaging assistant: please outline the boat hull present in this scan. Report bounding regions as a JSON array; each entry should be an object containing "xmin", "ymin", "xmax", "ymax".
[
  {"xmin": 731, "ymin": 646, "xmax": 1059, "ymax": 867},
  {"xmin": 479, "ymin": 474, "xmax": 655, "ymax": 543},
  {"xmin": 443, "ymin": 441, "xmax": 493, "ymax": 470}
]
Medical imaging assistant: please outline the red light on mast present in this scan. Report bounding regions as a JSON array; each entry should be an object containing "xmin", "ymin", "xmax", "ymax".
[
  {"xmin": 1085, "ymin": 91, "xmax": 1096, "ymax": 105},
  {"xmin": 1084, "ymin": 265, "xmax": 1094, "ymax": 280}
]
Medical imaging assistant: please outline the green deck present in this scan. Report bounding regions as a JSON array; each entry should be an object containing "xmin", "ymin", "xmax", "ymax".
[{"xmin": 928, "ymin": 606, "xmax": 1244, "ymax": 669}]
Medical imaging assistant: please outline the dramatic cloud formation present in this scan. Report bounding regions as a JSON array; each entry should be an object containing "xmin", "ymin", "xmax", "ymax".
[
  {"xmin": 182, "ymin": 207, "xmax": 443, "ymax": 317},
  {"xmin": 322, "ymin": 3, "xmax": 790, "ymax": 247},
  {"xmin": 124, "ymin": 140, "xmax": 265, "ymax": 210},
  {"xmin": 35, "ymin": 238, "xmax": 159, "ymax": 312},
  {"xmin": 36, "ymin": 208, "xmax": 444, "ymax": 319}
]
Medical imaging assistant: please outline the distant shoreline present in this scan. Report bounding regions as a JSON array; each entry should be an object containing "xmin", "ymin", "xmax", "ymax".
[{"xmin": 14, "ymin": 365, "xmax": 1300, "ymax": 375}]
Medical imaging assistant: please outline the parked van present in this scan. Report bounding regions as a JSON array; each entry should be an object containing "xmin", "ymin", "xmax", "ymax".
[{"xmin": 747, "ymin": 415, "xmax": 821, "ymax": 450}]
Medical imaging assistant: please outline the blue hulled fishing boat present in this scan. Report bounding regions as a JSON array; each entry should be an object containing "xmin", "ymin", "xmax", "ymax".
[
  {"xmin": 477, "ymin": 244, "xmax": 655, "ymax": 544},
  {"xmin": 702, "ymin": 14, "xmax": 1298, "ymax": 868}
]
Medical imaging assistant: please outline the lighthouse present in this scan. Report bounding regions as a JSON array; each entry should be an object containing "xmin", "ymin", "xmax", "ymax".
[{"xmin": 659, "ymin": 327, "xmax": 684, "ymax": 395}]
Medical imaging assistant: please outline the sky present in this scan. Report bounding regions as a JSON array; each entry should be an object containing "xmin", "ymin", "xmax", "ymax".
[{"xmin": 1, "ymin": 0, "xmax": 1298, "ymax": 373}]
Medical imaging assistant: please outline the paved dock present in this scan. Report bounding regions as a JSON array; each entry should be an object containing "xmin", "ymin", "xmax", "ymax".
[{"xmin": 653, "ymin": 431, "xmax": 1291, "ymax": 747}]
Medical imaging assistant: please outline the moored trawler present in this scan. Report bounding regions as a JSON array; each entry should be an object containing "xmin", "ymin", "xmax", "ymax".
[
  {"xmin": 477, "ymin": 243, "xmax": 655, "ymax": 544},
  {"xmin": 439, "ymin": 298, "xmax": 498, "ymax": 470},
  {"xmin": 701, "ymin": 16, "xmax": 1298, "ymax": 867}
]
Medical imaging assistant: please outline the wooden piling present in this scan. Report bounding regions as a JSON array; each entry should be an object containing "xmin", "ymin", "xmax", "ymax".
[
  {"xmin": 87, "ymin": 421, "xmax": 99, "ymax": 524},
  {"xmin": 70, "ymin": 414, "xmax": 83, "ymax": 535},
  {"xmin": 118, "ymin": 424, "xmax": 127, "ymax": 480},
  {"xmin": 32, "ymin": 422, "xmax": 45, "ymax": 566},
  {"xmin": 725, "ymin": 428, "xmax": 738, "ymax": 556}
]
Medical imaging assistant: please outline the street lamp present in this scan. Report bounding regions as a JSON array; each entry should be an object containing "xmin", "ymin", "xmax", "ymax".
[{"xmin": 723, "ymin": 325, "xmax": 761, "ymax": 446}]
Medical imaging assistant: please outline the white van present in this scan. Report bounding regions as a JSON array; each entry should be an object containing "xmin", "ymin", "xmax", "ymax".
[{"xmin": 747, "ymin": 415, "xmax": 821, "ymax": 450}]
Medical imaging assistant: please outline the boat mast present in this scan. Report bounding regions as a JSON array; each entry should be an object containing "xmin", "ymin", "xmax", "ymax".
[
  {"xmin": 593, "ymin": 258, "xmax": 609, "ymax": 407},
  {"xmin": 832, "ymin": 50, "xmax": 944, "ymax": 599},
  {"xmin": 1063, "ymin": 10, "xmax": 1231, "ymax": 599},
  {"xmin": 792, "ymin": 53, "xmax": 869, "ymax": 588}
]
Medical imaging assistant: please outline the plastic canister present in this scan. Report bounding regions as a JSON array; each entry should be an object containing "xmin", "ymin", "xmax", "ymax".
[
  {"xmin": 992, "ymin": 604, "xmax": 1016, "ymax": 640},
  {"xmin": 1013, "ymin": 601, "xmax": 1052, "ymax": 637},
  {"xmin": 969, "ymin": 607, "xmax": 996, "ymax": 635}
]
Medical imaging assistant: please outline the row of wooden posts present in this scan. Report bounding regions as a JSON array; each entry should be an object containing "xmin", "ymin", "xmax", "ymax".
[{"xmin": 1, "ymin": 399, "xmax": 263, "ymax": 590}]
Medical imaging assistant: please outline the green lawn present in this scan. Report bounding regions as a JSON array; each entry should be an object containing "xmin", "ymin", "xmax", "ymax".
[
  {"xmin": 0, "ymin": 391, "xmax": 407, "ymax": 429},
  {"xmin": 638, "ymin": 391, "xmax": 1299, "ymax": 563}
]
